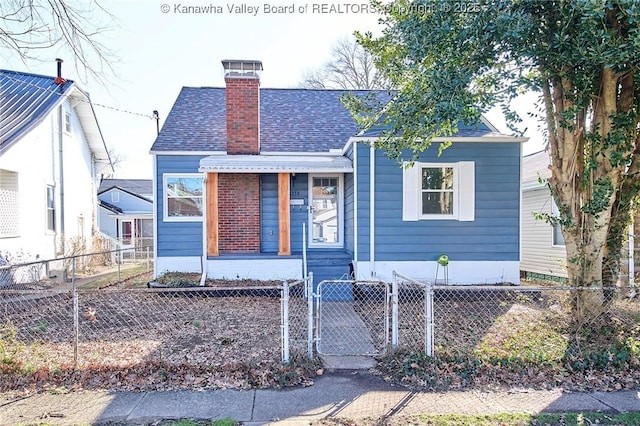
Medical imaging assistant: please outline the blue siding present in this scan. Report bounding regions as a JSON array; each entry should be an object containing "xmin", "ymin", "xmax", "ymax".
[
  {"xmin": 261, "ymin": 174, "xmax": 278, "ymax": 253},
  {"xmin": 357, "ymin": 142, "xmax": 521, "ymax": 262},
  {"xmin": 156, "ymin": 155, "xmax": 205, "ymax": 257},
  {"xmin": 260, "ymin": 173, "xmax": 309, "ymax": 253},
  {"xmin": 356, "ymin": 145, "xmax": 371, "ymax": 260},
  {"xmin": 290, "ymin": 174, "xmax": 309, "ymax": 253}
]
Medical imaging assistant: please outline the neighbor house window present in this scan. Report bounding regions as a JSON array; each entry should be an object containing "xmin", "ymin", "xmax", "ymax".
[
  {"xmin": 403, "ymin": 161, "xmax": 475, "ymax": 221},
  {"xmin": 163, "ymin": 174, "xmax": 203, "ymax": 221},
  {"xmin": 0, "ymin": 170, "xmax": 19, "ymax": 238},
  {"xmin": 551, "ymin": 200, "xmax": 565, "ymax": 246},
  {"xmin": 64, "ymin": 112, "xmax": 72, "ymax": 133},
  {"xmin": 46, "ymin": 185, "xmax": 56, "ymax": 232}
]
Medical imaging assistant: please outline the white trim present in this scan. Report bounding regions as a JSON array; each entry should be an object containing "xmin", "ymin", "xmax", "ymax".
[
  {"xmin": 354, "ymin": 260, "xmax": 521, "ymax": 285},
  {"xmin": 522, "ymin": 180, "xmax": 546, "ymax": 191},
  {"xmin": 150, "ymin": 150, "xmax": 226, "ymax": 156},
  {"xmin": 206, "ymin": 258, "xmax": 303, "ymax": 280},
  {"xmin": 308, "ymin": 174, "xmax": 344, "ymax": 248},
  {"xmin": 201, "ymin": 173, "xmax": 208, "ymax": 283},
  {"xmin": 369, "ymin": 145, "xmax": 375, "ymax": 277},
  {"xmin": 353, "ymin": 142, "xmax": 358, "ymax": 268},
  {"xmin": 350, "ymin": 136, "xmax": 528, "ymax": 143},
  {"xmin": 261, "ymin": 151, "xmax": 345, "ymax": 157},
  {"xmin": 480, "ymin": 116, "xmax": 500, "ymax": 133},
  {"xmin": 403, "ymin": 161, "xmax": 475, "ymax": 222},
  {"xmin": 458, "ymin": 161, "xmax": 475, "ymax": 221},
  {"xmin": 419, "ymin": 163, "xmax": 457, "ymax": 220},
  {"xmin": 402, "ymin": 162, "xmax": 420, "ymax": 221},
  {"xmin": 162, "ymin": 173, "xmax": 204, "ymax": 222},
  {"xmin": 152, "ymin": 154, "xmax": 158, "ymax": 277},
  {"xmin": 156, "ymin": 256, "xmax": 203, "ymax": 274}
]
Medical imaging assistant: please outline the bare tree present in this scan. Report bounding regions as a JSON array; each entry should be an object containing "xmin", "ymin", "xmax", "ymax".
[
  {"xmin": 0, "ymin": 0, "xmax": 117, "ymax": 81},
  {"xmin": 300, "ymin": 37, "xmax": 391, "ymax": 90}
]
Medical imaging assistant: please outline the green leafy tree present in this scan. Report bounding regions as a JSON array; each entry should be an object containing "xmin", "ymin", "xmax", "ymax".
[{"xmin": 346, "ymin": 0, "xmax": 640, "ymax": 321}]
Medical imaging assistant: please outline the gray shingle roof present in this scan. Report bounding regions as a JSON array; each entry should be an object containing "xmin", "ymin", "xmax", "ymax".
[
  {"xmin": 522, "ymin": 150, "xmax": 551, "ymax": 184},
  {"xmin": 150, "ymin": 87, "xmax": 392, "ymax": 153},
  {"xmin": 0, "ymin": 70, "xmax": 73, "ymax": 152},
  {"xmin": 98, "ymin": 179, "xmax": 153, "ymax": 199}
]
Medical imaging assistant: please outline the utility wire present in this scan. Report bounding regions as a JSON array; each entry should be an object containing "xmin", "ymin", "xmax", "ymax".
[{"xmin": 1, "ymin": 71, "xmax": 156, "ymax": 120}]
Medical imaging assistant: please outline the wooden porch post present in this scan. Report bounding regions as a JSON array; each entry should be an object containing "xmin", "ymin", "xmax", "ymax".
[
  {"xmin": 207, "ymin": 172, "xmax": 219, "ymax": 257},
  {"xmin": 278, "ymin": 172, "xmax": 291, "ymax": 255}
]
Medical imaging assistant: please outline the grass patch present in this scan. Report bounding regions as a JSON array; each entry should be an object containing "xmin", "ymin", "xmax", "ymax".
[
  {"xmin": 162, "ymin": 419, "xmax": 238, "ymax": 426},
  {"xmin": 80, "ymin": 264, "xmax": 151, "ymax": 289},
  {"xmin": 317, "ymin": 412, "xmax": 640, "ymax": 425}
]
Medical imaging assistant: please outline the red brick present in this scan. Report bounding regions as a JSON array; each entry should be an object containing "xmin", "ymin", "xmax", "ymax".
[{"xmin": 218, "ymin": 173, "xmax": 260, "ymax": 253}]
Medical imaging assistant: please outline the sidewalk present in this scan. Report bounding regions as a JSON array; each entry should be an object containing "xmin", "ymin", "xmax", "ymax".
[{"xmin": 1, "ymin": 370, "xmax": 638, "ymax": 425}]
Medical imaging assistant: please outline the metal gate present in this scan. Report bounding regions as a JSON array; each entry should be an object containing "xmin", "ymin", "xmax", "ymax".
[{"xmin": 314, "ymin": 280, "xmax": 390, "ymax": 356}]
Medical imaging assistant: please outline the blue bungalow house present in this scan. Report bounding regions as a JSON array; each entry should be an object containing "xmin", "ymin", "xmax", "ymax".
[{"xmin": 150, "ymin": 60, "xmax": 526, "ymax": 285}]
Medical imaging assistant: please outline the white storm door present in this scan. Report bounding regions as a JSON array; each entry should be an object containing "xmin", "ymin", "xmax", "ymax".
[{"xmin": 308, "ymin": 175, "xmax": 343, "ymax": 248}]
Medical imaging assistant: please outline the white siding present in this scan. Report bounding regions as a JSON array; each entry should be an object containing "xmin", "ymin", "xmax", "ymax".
[
  {"xmin": 0, "ymin": 100, "xmax": 101, "ymax": 260},
  {"xmin": 521, "ymin": 186, "xmax": 568, "ymax": 278}
]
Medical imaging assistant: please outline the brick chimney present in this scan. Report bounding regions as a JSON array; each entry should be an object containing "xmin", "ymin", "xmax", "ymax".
[{"xmin": 223, "ymin": 59, "xmax": 262, "ymax": 155}]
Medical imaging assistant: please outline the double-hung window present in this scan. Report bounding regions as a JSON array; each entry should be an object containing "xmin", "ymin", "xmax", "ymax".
[
  {"xmin": 46, "ymin": 185, "xmax": 56, "ymax": 232},
  {"xmin": 403, "ymin": 161, "xmax": 475, "ymax": 221},
  {"xmin": 163, "ymin": 174, "xmax": 204, "ymax": 221}
]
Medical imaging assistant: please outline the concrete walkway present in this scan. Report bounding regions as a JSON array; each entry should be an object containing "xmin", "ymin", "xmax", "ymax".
[
  {"xmin": 1, "ymin": 371, "xmax": 638, "ymax": 425},
  {"xmin": 317, "ymin": 301, "xmax": 377, "ymax": 356}
]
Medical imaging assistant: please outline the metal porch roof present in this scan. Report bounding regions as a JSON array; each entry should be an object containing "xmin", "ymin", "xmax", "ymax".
[{"xmin": 198, "ymin": 155, "xmax": 353, "ymax": 173}]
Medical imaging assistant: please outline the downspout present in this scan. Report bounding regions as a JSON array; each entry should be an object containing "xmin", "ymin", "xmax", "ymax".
[
  {"xmin": 56, "ymin": 59, "xmax": 66, "ymax": 250},
  {"xmin": 369, "ymin": 144, "xmax": 375, "ymax": 278},
  {"xmin": 353, "ymin": 140, "xmax": 358, "ymax": 278},
  {"xmin": 200, "ymin": 173, "xmax": 208, "ymax": 286}
]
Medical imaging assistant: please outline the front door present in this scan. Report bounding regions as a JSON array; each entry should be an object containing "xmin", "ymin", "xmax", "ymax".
[
  {"xmin": 120, "ymin": 220, "xmax": 133, "ymax": 248},
  {"xmin": 309, "ymin": 175, "xmax": 343, "ymax": 247}
]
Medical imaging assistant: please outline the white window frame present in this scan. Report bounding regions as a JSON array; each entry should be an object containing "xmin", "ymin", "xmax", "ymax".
[
  {"xmin": 163, "ymin": 173, "xmax": 204, "ymax": 222},
  {"xmin": 420, "ymin": 163, "xmax": 458, "ymax": 219},
  {"xmin": 403, "ymin": 161, "xmax": 475, "ymax": 222},
  {"xmin": 551, "ymin": 200, "xmax": 566, "ymax": 247},
  {"xmin": 64, "ymin": 111, "xmax": 72, "ymax": 134},
  {"xmin": 111, "ymin": 191, "xmax": 120, "ymax": 203},
  {"xmin": 46, "ymin": 184, "xmax": 56, "ymax": 233},
  {"xmin": 308, "ymin": 174, "xmax": 344, "ymax": 248}
]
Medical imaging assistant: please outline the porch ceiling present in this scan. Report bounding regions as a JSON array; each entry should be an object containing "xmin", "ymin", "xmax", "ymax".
[{"xmin": 198, "ymin": 154, "xmax": 353, "ymax": 173}]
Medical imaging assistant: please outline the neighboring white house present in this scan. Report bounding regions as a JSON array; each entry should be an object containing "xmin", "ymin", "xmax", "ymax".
[
  {"xmin": 521, "ymin": 150, "xmax": 568, "ymax": 280},
  {"xmin": 521, "ymin": 150, "xmax": 637, "ymax": 284},
  {"xmin": 0, "ymin": 64, "xmax": 113, "ymax": 263},
  {"xmin": 97, "ymin": 179, "xmax": 153, "ymax": 254}
]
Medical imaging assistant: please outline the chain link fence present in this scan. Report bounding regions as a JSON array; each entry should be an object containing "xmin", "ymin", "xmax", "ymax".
[
  {"xmin": 2, "ymin": 263, "xmax": 639, "ymax": 393},
  {"xmin": 388, "ymin": 271, "xmax": 640, "ymax": 391},
  {"xmin": 0, "ymin": 247, "xmax": 153, "ymax": 290}
]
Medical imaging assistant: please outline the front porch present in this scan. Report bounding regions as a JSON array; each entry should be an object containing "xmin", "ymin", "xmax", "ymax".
[{"xmin": 203, "ymin": 250, "xmax": 353, "ymax": 282}]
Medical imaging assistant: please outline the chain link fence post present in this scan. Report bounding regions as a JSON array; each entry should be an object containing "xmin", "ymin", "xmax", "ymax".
[
  {"xmin": 307, "ymin": 272, "xmax": 314, "ymax": 359},
  {"xmin": 72, "ymin": 256, "xmax": 79, "ymax": 369},
  {"xmin": 391, "ymin": 271, "xmax": 399, "ymax": 348},
  {"xmin": 281, "ymin": 279, "xmax": 290, "ymax": 364},
  {"xmin": 425, "ymin": 279, "xmax": 434, "ymax": 356}
]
